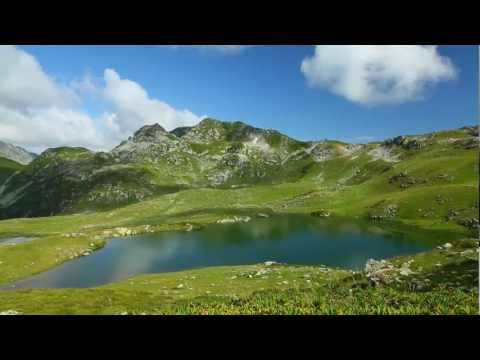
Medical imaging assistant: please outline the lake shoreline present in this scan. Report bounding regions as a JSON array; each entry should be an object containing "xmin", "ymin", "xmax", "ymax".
[{"xmin": 1, "ymin": 213, "xmax": 465, "ymax": 289}]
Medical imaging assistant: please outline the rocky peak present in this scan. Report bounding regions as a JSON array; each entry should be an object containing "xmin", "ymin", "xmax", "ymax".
[
  {"xmin": 170, "ymin": 126, "xmax": 193, "ymax": 138},
  {"xmin": 198, "ymin": 118, "xmax": 223, "ymax": 128},
  {"xmin": 0, "ymin": 141, "xmax": 37, "ymax": 165},
  {"xmin": 461, "ymin": 125, "xmax": 479, "ymax": 137},
  {"xmin": 132, "ymin": 124, "xmax": 167, "ymax": 142}
]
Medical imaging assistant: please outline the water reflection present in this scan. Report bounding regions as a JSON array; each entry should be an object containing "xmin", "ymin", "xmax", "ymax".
[{"xmin": 7, "ymin": 215, "xmax": 450, "ymax": 289}]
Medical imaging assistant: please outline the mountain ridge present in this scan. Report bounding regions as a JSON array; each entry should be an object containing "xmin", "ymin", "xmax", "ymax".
[
  {"xmin": 0, "ymin": 118, "xmax": 477, "ymax": 220},
  {"xmin": 0, "ymin": 141, "xmax": 37, "ymax": 165}
]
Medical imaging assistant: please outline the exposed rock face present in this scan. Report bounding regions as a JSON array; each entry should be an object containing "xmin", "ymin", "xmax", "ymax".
[
  {"xmin": 0, "ymin": 119, "xmax": 477, "ymax": 220},
  {"xmin": 461, "ymin": 125, "xmax": 479, "ymax": 137},
  {"xmin": 368, "ymin": 145, "xmax": 400, "ymax": 163},
  {"xmin": 383, "ymin": 136, "xmax": 423, "ymax": 150},
  {"xmin": 133, "ymin": 124, "xmax": 167, "ymax": 140},
  {"xmin": 170, "ymin": 126, "xmax": 193, "ymax": 138},
  {"xmin": 0, "ymin": 141, "xmax": 36, "ymax": 165}
]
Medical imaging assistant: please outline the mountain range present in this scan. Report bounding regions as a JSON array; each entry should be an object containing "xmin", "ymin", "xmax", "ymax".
[
  {"xmin": 0, "ymin": 118, "xmax": 478, "ymax": 221},
  {"xmin": 0, "ymin": 141, "xmax": 36, "ymax": 165}
]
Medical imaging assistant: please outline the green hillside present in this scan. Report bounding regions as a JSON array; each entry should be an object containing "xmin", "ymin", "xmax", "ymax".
[
  {"xmin": 0, "ymin": 121, "xmax": 477, "ymax": 315},
  {"xmin": 0, "ymin": 157, "xmax": 23, "ymax": 185}
]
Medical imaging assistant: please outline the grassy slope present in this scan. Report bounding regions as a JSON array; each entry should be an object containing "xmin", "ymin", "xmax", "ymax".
[
  {"xmin": 0, "ymin": 127, "xmax": 477, "ymax": 314},
  {"xmin": 0, "ymin": 240, "xmax": 477, "ymax": 314},
  {"xmin": 0, "ymin": 146, "xmax": 476, "ymax": 285},
  {"xmin": 0, "ymin": 157, "xmax": 23, "ymax": 184}
]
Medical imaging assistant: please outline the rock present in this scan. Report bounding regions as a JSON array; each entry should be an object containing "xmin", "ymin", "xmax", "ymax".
[
  {"xmin": 257, "ymin": 213, "xmax": 270, "ymax": 218},
  {"xmin": 114, "ymin": 227, "xmax": 133, "ymax": 237},
  {"xmin": 311, "ymin": 209, "xmax": 331, "ymax": 218},
  {"xmin": 264, "ymin": 261, "xmax": 276, "ymax": 266},
  {"xmin": 364, "ymin": 259, "xmax": 396, "ymax": 285},
  {"xmin": 443, "ymin": 243, "xmax": 453, "ymax": 249},
  {"xmin": 399, "ymin": 268, "xmax": 413, "ymax": 276},
  {"xmin": 445, "ymin": 209, "xmax": 459, "ymax": 222},
  {"xmin": 217, "ymin": 216, "xmax": 251, "ymax": 224},
  {"xmin": 255, "ymin": 269, "xmax": 269, "ymax": 276},
  {"xmin": 0, "ymin": 310, "xmax": 21, "ymax": 315},
  {"xmin": 185, "ymin": 223, "xmax": 194, "ymax": 232},
  {"xmin": 460, "ymin": 249, "xmax": 475, "ymax": 257},
  {"xmin": 413, "ymin": 281, "xmax": 426, "ymax": 291},
  {"xmin": 176, "ymin": 284, "xmax": 184, "ymax": 289},
  {"xmin": 458, "ymin": 218, "xmax": 479, "ymax": 230}
]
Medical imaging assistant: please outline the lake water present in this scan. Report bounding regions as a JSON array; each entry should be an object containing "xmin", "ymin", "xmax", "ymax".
[{"xmin": 6, "ymin": 215, "xmax": 445, "ymax": 289}]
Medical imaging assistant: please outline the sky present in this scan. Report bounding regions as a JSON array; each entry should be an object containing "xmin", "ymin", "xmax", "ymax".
[{"xmin": 0, "ymin": 45, "xmax": 477, "ymax": 153}]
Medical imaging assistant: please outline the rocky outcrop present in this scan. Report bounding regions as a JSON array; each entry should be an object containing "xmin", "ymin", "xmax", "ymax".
[
  {"xmin": 0, "ymin": 120, "xmax": 476, "ymax": 220},
  {"xmin": 311, "ymin": 209, "xmax": 331, "ymax": 218},
  {"xmin": 0, "ymin": 141, "xmax": 36, "ymax": 165},
  {"xmin": 383, "ymin": 136, "xmax": 423, "ymax": 150},
  {"xmin": 364, "ymin": 259, "xmax": 415, "ymax": 286},
  {"xmin": 216, "ymin": 216, "xmax": 251, "ymax": 224}
]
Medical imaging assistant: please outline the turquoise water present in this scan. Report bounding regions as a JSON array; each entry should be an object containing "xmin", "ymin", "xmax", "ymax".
[{"xmin": 7, "ymin": 215, "xmax": 444, "ymax": 289}]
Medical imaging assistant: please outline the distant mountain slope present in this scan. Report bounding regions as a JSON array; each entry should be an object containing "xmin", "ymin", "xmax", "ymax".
[
  {"xmin": 0, "ymin": 157, "xmax": 23, "ymax": 185},
  {"xmin": 0, "ymin": 141, "xmax": 37, "ymax": 165},
  {"xmin": 0, "ymin": 119, "xmax": 477, "ymax": 220}
]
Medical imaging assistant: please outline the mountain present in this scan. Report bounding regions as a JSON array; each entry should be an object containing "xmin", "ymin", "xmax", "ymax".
[
  {"xmin": 0, "ymin": 141, "xmax": 37, "ymax": 165},
  {"xmin": 0, "ymin": 156, "xmax": 24, "ymax": 186},
  {"xmin": 0, "ymin": 118, "xmax": 477, "ymax": 220}
]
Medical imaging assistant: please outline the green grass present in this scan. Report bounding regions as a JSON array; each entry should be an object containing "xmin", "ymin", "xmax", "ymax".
[
  {"xmin": 0, "ymin": 125, "xmax": 477, "ymax": 314},
  {"xmin": 0, "ymin": 157, "xmax": 23, "ymax": 184},
  {"xmin": 0, "ymin": 240, "xmax": 477, "ymax": 314}
]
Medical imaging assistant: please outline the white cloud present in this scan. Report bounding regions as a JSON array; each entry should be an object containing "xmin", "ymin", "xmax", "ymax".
[
  {"xmin": 102, "ymin": 68, "xmax": 203, "ymax": 139},
  {"xmin": 70, "ymin": 70, "xmax": 101, "ymax": 95},
  {"xmin": 0, "ymin": 45, "xmax": 79, "ymax": 111},
  {"xmin": 0, "ymin": 105, "xmax": 112, "ymax": 153},
  {"xmin": 0, "ymin": 46, "xmax": 204, "ymax": 153},
  {"xmin": 167, "ymin": 45, "xmax": 254, "ymax": 55},
  {"xmin": 301, "ymin": 45, "xmax": 457, "ymax": 105}
]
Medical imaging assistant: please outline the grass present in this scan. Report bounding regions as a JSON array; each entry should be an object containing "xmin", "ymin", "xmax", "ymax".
[
  {"xmin": 0, "ymin": 157, "xmax": 23, "ymax": 184},
  {"xmin": 0, "ymin": 171, "xmax": 475, "ymax": 286},
  {"xmin": 0, "ymin": 240, "xmax": 477, "ymax": 314},
  {"xmin": 0, "ymin": 125, "xmax": 477, "ymax": 314}
]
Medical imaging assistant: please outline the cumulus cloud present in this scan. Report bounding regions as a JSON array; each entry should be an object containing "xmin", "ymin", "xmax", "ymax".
[
  {"xmin": 0, "ymin": 46, "xmax": 204, "ymax": 153},
  {"xmin": 102, "ymin": 68, "xmax": 203, "ymax": 139},
  {"xmin": 301, "ymin": 45, "xmax": 456, "ymax": 105},
  {"xmin": 0, "ymin": 105, "xmax": 112, "ymax": 153},
  {"xmin": 0, "ymin": 45, "xmax": 108, "ymax": 152},
  {"xmin": 0, "ymin": 45, "xmax": 79, "ymax": 111}
]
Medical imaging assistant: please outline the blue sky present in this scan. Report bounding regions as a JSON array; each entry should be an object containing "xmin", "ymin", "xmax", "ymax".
[{"xmin": 1, "ymin": 45, "xmax": 477, "ymax": 152}]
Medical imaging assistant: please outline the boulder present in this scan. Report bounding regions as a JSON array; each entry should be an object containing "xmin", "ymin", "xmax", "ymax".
[
  {"xmin": 216, "ymin": 216, "xmax": 251, "ymax": 224},
  {"xmin": 311, "ymin": 209, "xmax": 331, "ymax": 218}
]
